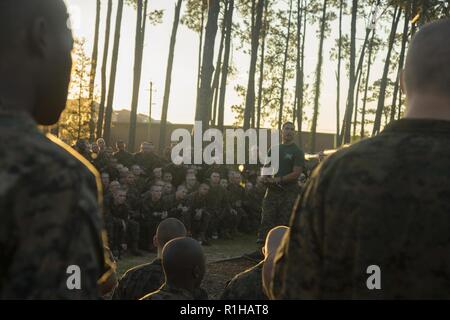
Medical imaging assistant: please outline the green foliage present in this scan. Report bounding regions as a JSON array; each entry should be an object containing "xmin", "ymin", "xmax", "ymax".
[{"xmin": 58, "ymin": 38, "xmax": 94, "ymax": 146}]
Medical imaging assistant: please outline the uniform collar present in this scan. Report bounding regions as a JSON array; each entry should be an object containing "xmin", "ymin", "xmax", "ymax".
[
  {"xmin": 162, "ymin": 283, "xmax": 196, "ymax": 299},
  {"xmin": 0, "ymin": 108, "xmax": 39, "ymax": 133},
  {"xmin": 382, "ymin": 118, "xmax": 450, "ymax": 135}
]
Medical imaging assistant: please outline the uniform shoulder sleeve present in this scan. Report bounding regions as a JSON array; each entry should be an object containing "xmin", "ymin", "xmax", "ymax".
[{"xmin": 2, "ymin": 158, "xmax": 106, "ymax": 299}]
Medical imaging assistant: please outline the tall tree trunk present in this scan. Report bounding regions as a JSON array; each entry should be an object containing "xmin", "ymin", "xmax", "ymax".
[
  {"xmin": 96, "ymin": 0, "xmax": 113, "ymax": 139},
  {"xmin": 243, "ymin": 0, "xmax": 265, "ymax": 130},
  {"xmin": 278, "ymin": 0, "xmax": 293, "ymax": 131},
  {"xmin": 103, "ymin": 0, "xmax": 124, "ymax": 145},
  {"xmin": 297, "ymin": 0, "xmax": 307, "ymax": 147},
  {"xmin": 196, "ymin": 2, "xmax": 206, "ymax": 103},
  {"xmin": 372, "ymin": 6, "xmax": 401, "ymax": 136},
  {"xmin": 256, "ymin": 0, "xmax": 269, "ymax": 130},
  {"xmin": 335, "ymin": 0, "xmax": 343, "ymax": 146},
  {"xmin": 195, "ymin": 0, "xmax": 221, "ymax": 129},
  {"xmin": 159, "ymin": 0, "xmax": 183, "ymax": 154},
  {"xmin": 88, "ymin": 0, "xmax": 101, "ymax": 142},
  {"xmin": 217, "ymin": 0, "xmax": 234, "ymax": 131},
  {"xmin": 352, "ymin": 65, "xmax": 363, "ymax": 139},
  {"xmin": 128, "ymin": 0, "xmax": 144, "ymax": 152},
  {"xmin": 211, "ymin": 3, "xmax": 228, "ymax": 126},
  {"xmin": 360, "ymin": 31, "xmax": 375, "ymax": 139},
  {"xmin": 390, "ymin": 7, "xmax": 409, "ymax": 122},
  {"xmin": 339, "ymin": 0, "xmax": 357, "ymax": 146},
  {"xmin": 309, "ymin": 0, "xmax": 328, "ymax": 153},
  {"xmin": 292, "ymin": 0, "xmax": 303, "ymax": 123},
  {"xmin": 341, "ymin": 28, "xmax": 371, "ymax": 143}
]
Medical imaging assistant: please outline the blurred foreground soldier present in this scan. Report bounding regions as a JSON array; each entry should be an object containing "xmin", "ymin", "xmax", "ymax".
[
  {"xmin": 222, "ymin": 226, "xmax": 288, "ymax": 300},
  {"xmin": 0, "ymin": 0, "xmax": 110, "ymax": 299},
  {"xmin": 272, "ymin": 19, "xmax": 450, "ymax": 299},
  {"xmin": 141, "ymin": 237, "xmax": 207, "ymax": 300},
  {"xmin": 257, "ymin": 122, "xmax": 304, "ymax": 244},
  {"xmin": 112, "ymin": 218, "xmax": 186, "ymax": 300}
]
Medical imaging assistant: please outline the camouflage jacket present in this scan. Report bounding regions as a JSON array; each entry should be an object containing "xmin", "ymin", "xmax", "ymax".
[
  {"xmin": 221, "ymin": 261, "xmax": 267, "ymax": 300},
  {"xmin": 0, "ymin": 110, "xmax": 109, "ymax": 299},
  {"xmin": 206, "ymin": 184, "xmax": 230, "ymax": 211},
  {"xmin": 227, "ymin": 183, "xmax": 246, "ymax": 209},
  {"xmin": 162, "ymin": 194, "xmax": 189, "ymax": 217},
  {"xmin": 113, "ymin": 150, "xmax": 134, "ymax": 168},
  {"xmin": 140, "ymin": 198, "xmax": 166, "ymax": 222},
  {"xmin": 140, "ymin": 283, "xmax": 208, "ymax": 300},
  {"xmin": 112, "ymin": 259, "xmax": 164, "ymax": 300},
  {"xmin": 272, "ymin": 119, "xmax": 450, "ymax": 299}
]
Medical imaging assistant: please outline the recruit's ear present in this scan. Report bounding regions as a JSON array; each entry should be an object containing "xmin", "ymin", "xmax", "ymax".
[{"xmin": 29, "ymin": 17, "xmax": 50, "ymax": 59}]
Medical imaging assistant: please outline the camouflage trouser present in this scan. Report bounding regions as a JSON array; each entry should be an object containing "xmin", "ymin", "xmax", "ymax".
[
  {"xmin": 257, "ymin": 187, "xmax": 298, "ymax": 242},
  {"xmin": 105, "ymin": 215, "xmax": 126, "ymax": 253},
  {"xmin": 139, "ymin": 218, "xmax": 159, "ymax": 251},
  {"xmin": 191, "ymin": 210, "xmax": 211, "ymax": 241},
  {"xmin": 126, "ymin": 219, "xmax": 140, "ymax": 250},
  {"xmin": 207, "ymin": 208, "xmax": 224, "ymax": 236}
]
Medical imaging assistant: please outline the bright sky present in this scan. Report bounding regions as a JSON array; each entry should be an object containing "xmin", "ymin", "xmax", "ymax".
[{"xmin": 66, "ymin": 0, "xmax": 389, "ymax": 134}]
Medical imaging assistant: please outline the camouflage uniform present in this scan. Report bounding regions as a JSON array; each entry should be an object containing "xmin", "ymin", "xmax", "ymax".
[
  {"xmin": 140, "ymin": 284, "xmax": 208, "ymax": 300},
  {"xmin": 257, "ymin": 143, "xmax": 305, "ymax": 242},
  {"xmin": 133, "ymin": 152, "xmax": 163, "ymax": 176},
  {"xmin": 92, "ymin": 150, "xmax": 110, "ymax": 172},
  {"xmin": 0, "ymin": 110, "xmax": 109, "ymax": 299},
  {"xmin": 113, "ymin": 149, "xmax": 134, "ymax": 168},
  {"xmin": 272, "ymin": 119, "xmax": 450, "ymax": 299},
  {"xmin": 187, "ymin": 191, "xmax": 211, "ymax": 241},
  {"xmin": 139, "ymin": 198, "xmax": 167, "ymax": 251},
  {"xmin": 243, "ymin": 186, "xmax": 265, "ymax": 234},
  {"xmin": 107, "ymin": 202, "xmax": 140, "ymax": 255},
  {"xmin": 162, "ymin": 194, "xmax": 191, "ymax": 230},
  {"xmin": 125, "ymin": 183, "xmax": 143, "ymax": 211},
  {"xmin": 221, "ymin": 261, "xmax": 268, "ymax": 300},
  {"xmin": 164, "ymin": 163, "xmax": 187, "ymax": 187},
  {"xmin": 112, "ymin": 259, "xmax": 164, "ymax": 300},
  {"xmin": 227, "ymin": 183, "xmax": 247, "ymax": 234},
  {"xmin": 180, "ymin": 181, "xmax": 200, "ymax": 195},
  {"xmin": 206, "ymin": 184, "xmax": 231, "ymax": 238}
]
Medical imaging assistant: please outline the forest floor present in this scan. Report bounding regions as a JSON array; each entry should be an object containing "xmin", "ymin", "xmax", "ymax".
[{"xmin": 116, "ymin": 233, "xmax": 260, "ymax": 300}]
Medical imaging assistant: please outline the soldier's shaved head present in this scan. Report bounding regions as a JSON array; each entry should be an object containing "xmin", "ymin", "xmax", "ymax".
[
  {"xmin": 155, "ymin": 218, "xmax": 187, "ymax": 249},
  {"xmin": 263, "ymin": 226, "xmax": 289, "ymax": 258},
  {"xmin": 403, "ymin": 19, "xmax": 450, "ymax": 98},
  {"xmin": 0, "ymin": 0, "xmax": 73, "ymax": 125},
  {"xmin": 162, "ymin": 237, "xmax": 206, "ymax": 290}
]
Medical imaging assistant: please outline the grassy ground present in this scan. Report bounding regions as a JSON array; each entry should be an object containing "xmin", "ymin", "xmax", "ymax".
[{"xmin": 115, "ymin": 233, "xmax": 260, "ymax": 299}]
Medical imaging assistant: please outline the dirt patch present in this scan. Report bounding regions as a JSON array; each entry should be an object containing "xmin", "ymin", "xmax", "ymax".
[{"xmin": 204, "ymin": 257, "xmax": 258, "ymax": 300}]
